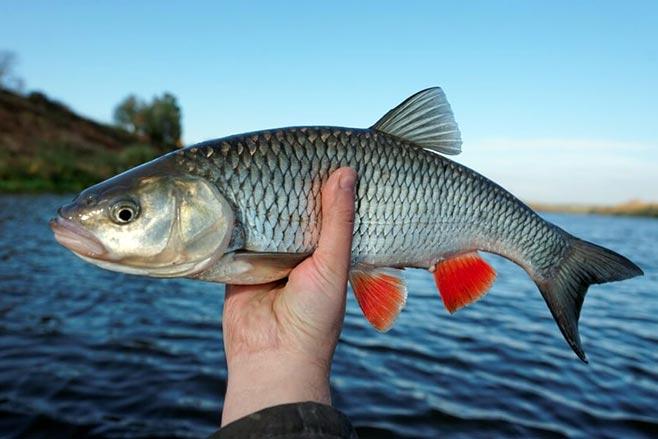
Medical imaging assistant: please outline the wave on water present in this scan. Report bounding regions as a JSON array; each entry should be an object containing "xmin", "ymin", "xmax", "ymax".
[{"xmin": 1, "ymin": 195, "xmax": 657, "ymax": 438}]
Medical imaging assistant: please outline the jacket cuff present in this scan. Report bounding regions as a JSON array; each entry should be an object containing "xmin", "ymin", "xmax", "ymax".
[{"xmin": 210, "ymin": 401, "xmax": 357, "ymax": 438}]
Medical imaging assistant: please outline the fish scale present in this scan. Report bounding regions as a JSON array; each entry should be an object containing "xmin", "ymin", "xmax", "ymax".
[{"xmin": 179, "ymin": 126, "xmax": 563, "ymax": 272}]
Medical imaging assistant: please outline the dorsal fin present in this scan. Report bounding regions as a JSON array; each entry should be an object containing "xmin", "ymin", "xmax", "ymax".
[{"xmin": 371, "ymin": 87, "xmax": 462, "ymax": 155}]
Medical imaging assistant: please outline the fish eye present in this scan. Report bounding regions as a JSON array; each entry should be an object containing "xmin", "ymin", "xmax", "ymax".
[{"xmin": 111, "ymin": 201, "xmax": 140, "ymax": 225}]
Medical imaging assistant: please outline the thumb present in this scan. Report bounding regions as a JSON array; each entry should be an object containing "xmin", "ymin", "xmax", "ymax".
[{"xmin": 311, "ymin": 167, "xmax": 357, "ymax": 289}]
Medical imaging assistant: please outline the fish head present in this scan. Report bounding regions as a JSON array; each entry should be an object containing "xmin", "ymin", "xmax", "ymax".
[{"xmin": 50, "ymin": 158, "xmax": 234, "ymax": 277}]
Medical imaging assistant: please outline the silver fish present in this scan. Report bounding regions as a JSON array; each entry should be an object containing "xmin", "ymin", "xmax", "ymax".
[{"xmin": 51, "ymin": 88, "xmax": 643, "ymax": 362}]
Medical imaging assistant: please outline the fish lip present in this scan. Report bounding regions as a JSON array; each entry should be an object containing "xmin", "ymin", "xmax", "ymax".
[{"xmin": 50, "ymin": 216, "xmax": 108, "ymax": 259}]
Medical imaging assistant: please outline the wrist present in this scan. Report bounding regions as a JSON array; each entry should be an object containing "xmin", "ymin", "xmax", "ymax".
[{"xmin": 221, "ymin": 350, "xmax": 332, "ymax": 426}]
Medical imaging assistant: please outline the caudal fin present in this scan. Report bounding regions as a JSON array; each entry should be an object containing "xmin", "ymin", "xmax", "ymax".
[{"xmin": 536, "ymin": 239, "xmax": 643, "ymax": 362}]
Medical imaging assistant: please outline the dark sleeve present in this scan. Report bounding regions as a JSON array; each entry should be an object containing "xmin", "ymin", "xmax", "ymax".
[{"xmin": 210, "ymin": 401, "xmax": 358, "ymax": 439}]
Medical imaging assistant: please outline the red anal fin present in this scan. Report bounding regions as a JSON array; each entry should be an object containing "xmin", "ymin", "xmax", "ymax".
[
  {"xmin": 349, "ymin": 266, "xmax": 407, "ymax": 332},
  {"xmin": 433, "ymin": 252, "xmax": 496, "ymax": 313}
]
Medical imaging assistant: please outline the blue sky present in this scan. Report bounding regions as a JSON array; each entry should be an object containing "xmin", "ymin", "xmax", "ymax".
[{"xmin": 2, "ymin": 1, "xmax": 657, "ymax": 203}]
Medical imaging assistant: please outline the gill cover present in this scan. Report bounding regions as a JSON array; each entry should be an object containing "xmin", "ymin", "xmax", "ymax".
[{"xmin": 137, "ymin": 175, "xmax": 235, "ymax": 277}]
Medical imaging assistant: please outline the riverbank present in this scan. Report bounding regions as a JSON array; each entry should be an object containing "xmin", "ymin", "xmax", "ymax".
[{"xmin": 0, "ymin": 88, "xmax": 170, "ymax": 192}]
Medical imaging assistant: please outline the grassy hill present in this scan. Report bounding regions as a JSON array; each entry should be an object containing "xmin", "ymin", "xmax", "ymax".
[{"xmin": 0, "ymin": 88, "xmax": 171, "ymax": 192}]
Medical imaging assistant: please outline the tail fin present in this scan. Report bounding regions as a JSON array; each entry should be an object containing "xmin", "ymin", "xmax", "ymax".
[{"xmin": 536, "ymin": 239, "xmax": 643, "ymax": 363}]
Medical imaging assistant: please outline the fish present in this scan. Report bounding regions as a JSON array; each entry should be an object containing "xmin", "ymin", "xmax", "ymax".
[{"xmin": 50, "ymin": 87, "xmax": 643, "ymax": 362}]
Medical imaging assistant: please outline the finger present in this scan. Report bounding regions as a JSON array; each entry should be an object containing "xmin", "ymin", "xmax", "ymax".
[{"xmin": 312, "ymin": 167, "xmax": 357, "ymax": 288}]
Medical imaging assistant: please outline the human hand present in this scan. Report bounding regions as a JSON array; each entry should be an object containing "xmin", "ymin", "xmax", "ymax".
[{"xmin": 220, "ymin": 167, "xmax": 357, "ymax": 426}]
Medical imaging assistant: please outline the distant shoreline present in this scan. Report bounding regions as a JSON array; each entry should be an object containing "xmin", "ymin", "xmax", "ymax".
[{"xmin": 530, "ymin": 200, "xmax": 658, "ymax": 219}]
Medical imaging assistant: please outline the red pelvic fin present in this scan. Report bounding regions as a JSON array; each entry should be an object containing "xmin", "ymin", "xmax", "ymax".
[
  {"xmin": 433, "ymin": 252, "xmax": 496, "ymax": 313},
  {"xmin": 349, "ymin": 266, "xmax": 407, "ymax": 332}
]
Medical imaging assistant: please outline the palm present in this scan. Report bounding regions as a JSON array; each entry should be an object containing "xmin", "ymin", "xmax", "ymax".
[{"xmin": 223, "ymin": 255, "xmax": 347, "ymax": 365}]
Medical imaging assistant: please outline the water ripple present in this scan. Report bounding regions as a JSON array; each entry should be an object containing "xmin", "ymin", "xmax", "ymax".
[{"xmin": 1, "ymin": 195, "xmax": 657, "ymax": 438}]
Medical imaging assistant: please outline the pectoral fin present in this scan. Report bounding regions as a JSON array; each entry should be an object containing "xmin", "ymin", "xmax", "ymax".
[
  {"xmin": 349, "ymin": 265, "xmax": 407, "ymax": 331},
  {"xmin": 232, "ymin": 252, "xmax": 310, "ymax": 270},
  {"xmin": 193, "ymin": 251, "xmax": 310, "ymax": 284}
]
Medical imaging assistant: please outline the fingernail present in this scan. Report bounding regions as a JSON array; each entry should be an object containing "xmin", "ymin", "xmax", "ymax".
[{"xmin": 339, "ymin": 170, "xmax": 356, "ymax": 191}]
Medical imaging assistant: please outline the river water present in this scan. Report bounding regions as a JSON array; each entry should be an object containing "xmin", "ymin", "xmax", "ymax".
[{"xmin": 0, "ymin": 194, "xmax": 656, "ymax": 438}]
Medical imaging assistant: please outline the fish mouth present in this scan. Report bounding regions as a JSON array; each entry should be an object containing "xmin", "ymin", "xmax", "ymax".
[{"xmin": 50, "ymin": 216, "xmax": 108, "ymax": 259}]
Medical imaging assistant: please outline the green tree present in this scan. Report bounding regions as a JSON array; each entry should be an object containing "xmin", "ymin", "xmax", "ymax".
[
  {"xmin": 113, "ymin": 92, "xmax": 182, "ymax": 148},
  {"xmin": 142, "ymin": 93, "xmax": 182, "ymax": 148},
  {"xmin": 113, "ymin": 94, "xmax": 144, "ymax": 135}
]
